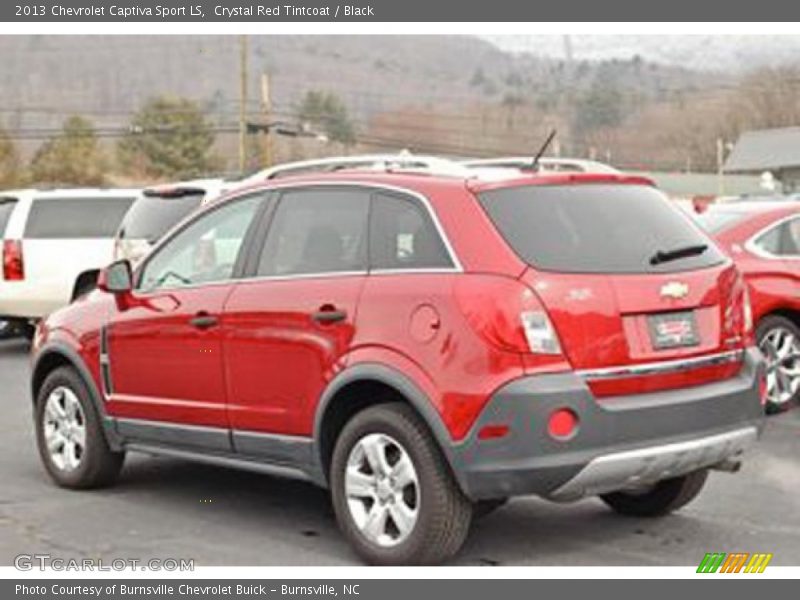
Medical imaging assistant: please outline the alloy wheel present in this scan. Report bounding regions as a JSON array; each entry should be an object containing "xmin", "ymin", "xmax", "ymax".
[
  {"xmin": 42, "ymin": 386, "xmax": 86, "ymax": 472},
  {"xmin": 759, "ymin": 326, "xmax": 800, "ymax": 407},
  {"xmin": 345, "ymin": 433, "xmax": 420, "ymax": 547}
]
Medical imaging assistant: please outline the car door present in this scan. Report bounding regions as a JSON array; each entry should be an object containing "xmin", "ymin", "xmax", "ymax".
[
  {"xmin": 222, "ymin": 186, "xmax": 369, "ymax": 457},
  {"xmin": 105, "ymin": 193, "xmax": 266, "ymax": 449}
]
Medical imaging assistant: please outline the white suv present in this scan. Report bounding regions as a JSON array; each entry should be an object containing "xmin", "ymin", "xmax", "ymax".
[
  {"xmin": 0, "ymin": 188, "xmax": 139, "ymax": 335},
  {"xmin": 113, "ymin": 179, "xmax": 227, "ymax": 265}
]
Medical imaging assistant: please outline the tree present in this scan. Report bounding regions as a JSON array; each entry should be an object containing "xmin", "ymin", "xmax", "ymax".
[
  {"xmin": 29, "ymin": 116, "xmax": 105, "ymax": 186},
  {"xmin": 0, "ymin": 127, "xmax": 20, "ymax": 187},
  {"xmin": 572, "ymin": 78, "xmax": 625, "ymax": 141},
  {"xmin": 297, "ymin": 90, "xmax": 356, "ymax": 145},
  {"xmin": 117, "ymin": 96, "xmax": 216, "ymax": 179}
]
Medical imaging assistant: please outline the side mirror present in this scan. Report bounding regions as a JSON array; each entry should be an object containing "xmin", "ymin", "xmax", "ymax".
[{"xmin": 97, "ymin": 260, "xmax": 133, "ymax": 294}]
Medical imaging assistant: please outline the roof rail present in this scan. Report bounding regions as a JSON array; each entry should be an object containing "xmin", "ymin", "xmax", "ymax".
[
  {"xmin": 239, "ymin": 152, "xmax": 474, "ymax": 184},
  {"xmin": 462, "ymin": 157, "xmax": 621, "ymax": 174}
]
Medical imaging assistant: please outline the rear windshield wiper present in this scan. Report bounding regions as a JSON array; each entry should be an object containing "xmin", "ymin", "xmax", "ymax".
[{"xmin": 649, "ymin": 243, "xmax": 708, "ymax": 266}]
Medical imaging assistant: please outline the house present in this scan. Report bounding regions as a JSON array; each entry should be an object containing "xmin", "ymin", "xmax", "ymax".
[{"xmin": 724, "ymin": 127, "xmax": 800, "ymax": 192}]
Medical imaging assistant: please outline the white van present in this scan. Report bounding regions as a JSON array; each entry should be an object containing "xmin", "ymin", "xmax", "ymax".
[{"xmin": 0, "ymin": 189, "xmax": 139, "ymax": 336}]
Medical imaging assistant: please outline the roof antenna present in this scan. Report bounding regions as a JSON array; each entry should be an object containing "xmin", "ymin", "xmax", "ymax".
[{"xmin": 530, "ymin": 129, "xmax": 557, "ymax": 171}]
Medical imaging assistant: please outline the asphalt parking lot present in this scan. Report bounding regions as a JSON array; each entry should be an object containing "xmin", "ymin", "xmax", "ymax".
[{"xmin": 0, "ymin": 337, "xmax": 797, "ymax": 567}]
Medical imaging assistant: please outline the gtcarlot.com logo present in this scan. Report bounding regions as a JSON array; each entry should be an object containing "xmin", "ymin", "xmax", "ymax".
[
  {"xmin": 14, "ymin": 554, "xmax": 195, "ymax": 572},
  {"xmin": 697, "ymin": 552, "xmax": 773, "ymax": 574}
]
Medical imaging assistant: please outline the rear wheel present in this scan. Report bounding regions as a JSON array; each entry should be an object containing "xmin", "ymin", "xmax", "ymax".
[
  {"xmin": 600, "ymin": 470, "xmax": 708, "ymax": 517},
  {"xmin": 757, "ymin": 315, "xmax": 800, "ymax": 413},
  {"xmin": 330, "ymin": 403, "xmax": 472, "ymax": 565},
  {"xmin": 35, "ymin": 366, "xmax": 125, "ymax": 489}
]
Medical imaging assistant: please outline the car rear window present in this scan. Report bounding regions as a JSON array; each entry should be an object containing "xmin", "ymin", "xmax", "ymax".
[
  {"xmin": 478, "ymin": 184, "xmax": 725, "ymax": 274},
  {"xmin": 0, "ymin": 197, "xmax": 17, "ymax": 236},
  {"xmin": 118, "ymin": 193, "xmax": 204, "ymax": 242},
  {"xmin": 696, "ymin": 210, "xmax": 749, "ymax": 233},
  {"xmin": 24, "ymin": 197, "xmax": 135, "ymax": 239}
]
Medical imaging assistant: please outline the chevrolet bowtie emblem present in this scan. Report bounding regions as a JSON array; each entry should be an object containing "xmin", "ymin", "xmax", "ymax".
[{"xmin": 661, "ymin": 282, "xmax": 689, "ymax": 299}]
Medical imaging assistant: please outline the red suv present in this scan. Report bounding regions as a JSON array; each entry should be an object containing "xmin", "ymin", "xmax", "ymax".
[{"xmin": 30, "ymin": 168, "xmax": 764, "ymax": 565}]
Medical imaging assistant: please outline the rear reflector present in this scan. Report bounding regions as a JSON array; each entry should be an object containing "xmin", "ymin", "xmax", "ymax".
[
  {"xmin": 477, "ymin": 424, "xmax": 510, "ymax": 440},
  {"xmin": 2, "ymin": 239, "xmax": 24, "ymax": 281},
  {"xmin": 548, "ymin": 409, "xmax": 578, "ymax": 440}
]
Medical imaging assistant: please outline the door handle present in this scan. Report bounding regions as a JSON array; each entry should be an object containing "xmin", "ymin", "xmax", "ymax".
[
  {"xmin": 190, "ymin": 312, "xmax": 218, "ymax": 330},
  {"xmin": 312, "ymin": 306, "xmax": 347, "ymax": 324}
]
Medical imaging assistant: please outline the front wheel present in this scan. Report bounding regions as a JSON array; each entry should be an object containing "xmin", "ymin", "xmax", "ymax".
[
  {"xmin": 35, "ymin": 367, "xmax": 125, "ymax": 489},
  {"xmin": 600, "ymin": 470, "xmax": 708, "ymax": 517},
  {"xmin": 330, "ymin": 403, "xmax": 472, "ymax": 565},
  {"xmin": 757, "ymin": 315, "xmax": 800, "ymax": 413}
]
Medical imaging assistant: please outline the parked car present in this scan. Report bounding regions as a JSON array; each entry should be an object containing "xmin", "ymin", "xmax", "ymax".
[
  {"xmin": 0, "ymin": 195, "xmax": 16, "ymax": 339},
  {"xmin": 698, "ymin": 201, "xmax": 800, "ymax": 412},
  {"xmin": 114, "ymin": 179, "xmax": 227, "ymax": 265},
  {"xmin": 30, "ymin": 164, "xmax": 763, "ymax": 565},
  {"xmin": 1, "ymin": 188, "xmax": 138, "ymax": 337}
]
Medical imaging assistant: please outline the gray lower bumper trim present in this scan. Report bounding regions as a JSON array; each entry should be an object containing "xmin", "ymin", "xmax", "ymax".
[{"xmin": 549, "ymin": 426, "xmax": 758, "ymax": 501}]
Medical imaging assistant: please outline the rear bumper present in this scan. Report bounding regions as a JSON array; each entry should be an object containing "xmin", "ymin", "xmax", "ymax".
[{"xmin": 451, "ymin": 347, "xmax": 765, "ymax": 500}]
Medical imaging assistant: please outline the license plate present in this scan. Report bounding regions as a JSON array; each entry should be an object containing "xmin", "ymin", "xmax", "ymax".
[{"xmin": 648, "ymin": 311, "xmax": 700, "ymax": 349}]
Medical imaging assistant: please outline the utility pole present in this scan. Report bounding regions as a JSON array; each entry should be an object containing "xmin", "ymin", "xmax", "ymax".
[
  {"xmin": 260, "ymin": 72, "xmax": 273, "ymax": 168},
  {"xmin": 716, "ymin": 137, "xmax": 726, "ymax": 196},
  {"xmin": 238, "ymin": 35, "xmax": 248, "ymax": 173}
]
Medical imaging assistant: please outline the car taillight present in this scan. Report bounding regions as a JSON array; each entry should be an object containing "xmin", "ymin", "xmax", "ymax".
[
  {"xmin": 454, "ymin": 276, "xmax": 565, "ymax": 359},
  {"xmin": 742, "ymin": 285, "xmax": 754, "ymax": 337},
  {"xmin": 2, "ymin": 239, "xmax": 24, "ymax": 281},
  {"xmin": 722, "ymin": 269, "xmax": 754, "ymax": 347},
  {"xmin": 521, "ymin": 310, "xmax": 562, "ymax": 355}
]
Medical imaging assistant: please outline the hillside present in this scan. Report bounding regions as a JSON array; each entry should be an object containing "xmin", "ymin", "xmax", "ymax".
[{"xmin": 0, "ymin": 35, "xmax": 716, "ymax": 140}]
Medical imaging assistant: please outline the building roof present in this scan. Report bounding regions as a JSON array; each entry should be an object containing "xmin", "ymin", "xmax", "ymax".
[{"xmin": 724, "ymin": 127, "xmax": 800, "ymax": 173}]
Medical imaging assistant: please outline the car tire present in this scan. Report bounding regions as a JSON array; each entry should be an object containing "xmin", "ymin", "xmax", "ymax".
[
  {"xmin": 600, "ymin": 469, "xmax": 708, "ymax": 517},
  {"xmin": 35, "ymin": 366, "xmax": 125, "ymax": 489},
  {"xmin": 330, "ymin": 402, "xmax": 472, "ymax": 565},
  {"xmin": 473, "ymin": 498, "xmax": 508, "ymax": 519},
  {"xmin": 756, "ymin": 315, "xmax": 800, "ymax": 414}
]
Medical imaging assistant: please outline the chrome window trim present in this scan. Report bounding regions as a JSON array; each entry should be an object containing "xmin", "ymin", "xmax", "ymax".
[
  {"xmin": 576, "ymin": 349, "xmax": 744, "ymax": 381},
  {"xmin": 244, "ymin": 180, "xmax": 463, "ymax": 273},
  {"xmin": 744, "ymin": 213, "xmax": 800, "ymax": 261},
  {"xmin": 133, "ymin": 181, "xmax": 463, "ymax": 297}
]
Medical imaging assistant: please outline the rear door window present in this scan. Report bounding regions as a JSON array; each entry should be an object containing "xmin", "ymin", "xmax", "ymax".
[
  {"xmin": 478, "ymin": 184, "xmax": 725, "ymax": 274},
  {"xmin": 0, "ymin": 197, "xmax": 17, "ymax": 236},
  {"xmin": 369, "ymin": 192, "xmax": 453, "ymax": 270},
  {"xmin": 118, "ymin": 193, "xmax": 204, "ymax": 243},
  {"xmin": 754, "ymin": 217, "xmax": 800, "ymax": 257},
  {"xmin": 24, "ymin": 197, "xmax": 135, "ymax": 239},
  {"xmin": 256, "ymin": 188, "xmax": 369, "ymax": 277}
]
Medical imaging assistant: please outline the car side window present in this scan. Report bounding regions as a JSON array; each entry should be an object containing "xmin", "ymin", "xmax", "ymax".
[
  {"xmin": 138, "ymin": 195, "xmax": 261, "ymax": 291},
  {"xmin": 754, "ymin": 217, "xmax": 800, "ymax": 257},
  {"xmin": 256, "ymin": 188, "xmax": 369, "ymax": 277},
  {"xmin": 369, "ymin": 192, "xmax": 453, "ymax": 270}
]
